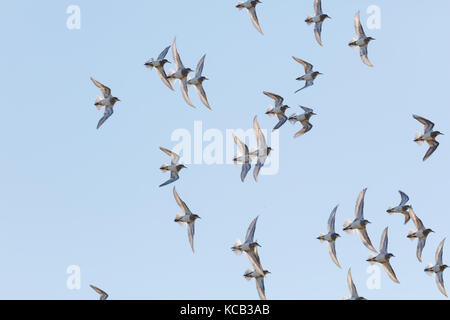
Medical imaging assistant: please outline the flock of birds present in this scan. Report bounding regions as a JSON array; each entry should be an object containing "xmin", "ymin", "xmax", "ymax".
[{"xmin": 86, "ymin": 0, "xmax": 446, "ymax": 300}]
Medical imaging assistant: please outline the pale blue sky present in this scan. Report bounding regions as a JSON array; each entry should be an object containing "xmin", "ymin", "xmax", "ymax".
[{"xmin": 0, "ymin": 1, "xmax": 449, "ymax": 300}]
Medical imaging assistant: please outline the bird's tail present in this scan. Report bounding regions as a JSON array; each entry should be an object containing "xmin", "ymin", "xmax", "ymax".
[
  {"xmin": 144, "ymin": 59, "xmax": 154, "ymax": 69},
  {"xmin": 414, "ymin": 132, "xmax": 424, "ymax": 145},
  {"xmin": 407, "ymin": 230, "xmax": 415, "ymax": 241},
  {"xmin": 174, "ymin": 214, "xmax": 184, "ymax": 226},
  {"xmin": 160, "ymin": 164, "xmax": 169, "ymax": 172},
  {"xmin": 348, "ymin": 38, "xmax": 357, "ymax": 48},
  {"xmin": 367, "ymin": 254, "xmax": 377, "ymax": 265},
  {"xmin": 168, "ymin": 69, "xmax": 176, "ymax": 83},
  {"xmin": 265, "ymin": 106, "xmax": 275, "ymax": 117},
  {"xmin": 244, "ymin": 269, "xmax": 253, "ymax": 281},
  {"xmin": 424, "ymin": 264, "xmax": 434, "ymax": 276},
  {"xmin": 386, "ymin": 206, "xmax": 394, "ymax": 214},
  {"xmin": 95, "ymin": 97, "xmax": 103, "ymax": 110},
  {"xmin": 236, "ymin": 2, "xmax": 244, "ymax": 10},
  {"xmin": 232, "ymin": 239, "xmax": 243, "ymax": 256},
  {"xmin": 317, "ymin": 233, "xmax": 325, "ymax": 243},
  {"xmin": 305, "ymin": 15, "xmax": 313, "ymax": 25},
  {"xmin": 343, "ymin": 220, "xmax": 353, "ymax": 234},
  {"xmin": 288, "ymin": 113, "xmax": 299, "ymax": 124}
]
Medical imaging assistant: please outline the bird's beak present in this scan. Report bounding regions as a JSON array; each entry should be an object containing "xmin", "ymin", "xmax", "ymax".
[
  {"xmin": 117, "ymin": 98, "xmax": 121, "ymax": 101},
  {"xmin": 312, "ymin": 112, "xmax": 317, "ymax": 115}
]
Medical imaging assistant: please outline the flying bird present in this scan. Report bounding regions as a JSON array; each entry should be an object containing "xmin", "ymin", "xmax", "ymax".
[
  {"xmin": 367, "ymin": 227, "xmax": 400, "ymax": 284},
  {"xmin": 305, "ymin": 0, "xmax": 331, "ymax": 46},
  {"xmin": 159, "ymin": 147, "xmax": 187, "ymax": 187},
  {"xmin": 167, "ymin": 38, "xmax": 194, "ymax": 107},
  {"xmin": 407, "ymin": 207, "xmax": 434, "ymax": 262},
  {"xmin": 173, "ymin": 187, "xmax": 201, "ymax": 253},
  {"xmin": 244, "ymin": 268, "xmax": 270, "ymax": 300},
  {"xmin": 386, "ymin": 190, "xmax": 411, "ymax": 224},
  {"xmin": 263, "ymin": 91, "xmax": 290, "ymax": 131},
  {"xmin": 90, "ymin": 77, "xmax": 120, "ymax": 129},
  {"xmin": 424, "ymin": 238, "xmax": 448, "ymax": 297},
  {"xmin": 250, "ymin": 116, "xmax": 272, "ymax": 182},
  {"xmin": 236, "ymin": 0, "xmax": 264, "ymax": 35},
  {"xmin": 90, "ymin": 285, "xmax": 108, "ymax": 300},
  {"xmin": 232, "ymin": 134, "xmax": 252, "ymax": 182},
  {"xmin": 317, "ymin": 205, "xmax": 342, "ymax": 268},
  {"xmin": 144, "ymin": 45, "xmax": 174, "ymax": 91},
  {"xmin": 343, "ymin": 268, "xmax": 366, "ymax": 300},
  {"xmin": 231, "ymin": 216, "xmax": 264, "ymax": 275},
  {"xmin": 188, "ymin": 54, "xmax": 211, "ymax": 109},
  {"xmin": 413, "ymin": 114, "xmax": 443, "ymax": 161},
  {"xmin": 349, "ymin": 11, "xmax": 375, "ymax": 67},
  {"xmin": 288, "ymin": 106, "xmax": 316, "ymax": 138},
  {"xmin": 343, "ymin": 188, "xmax": 377, "ymax": 253},
  {"xmin": 292, "ymin": 57, "xmax": 322, "ymax": 93}
]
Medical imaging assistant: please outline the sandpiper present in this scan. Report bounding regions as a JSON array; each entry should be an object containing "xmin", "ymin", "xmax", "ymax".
[
  {"xmin": 236, "ymin": 0, "xmax": 264, "ymax": 35},
  {"xmin": 159, "ymin": 147, "xmax": 187, "ymax": 187},
  {"xmin": 343, "ymin": 188, "xmax": 377, "ymax": 253},
  {"xmin": 288, "ymin": 106, "xmax": 316, "ymax": 138},
  {"xmin": 407, "ymin": 206, "xmax": 434, "ymax": 262},
  {"xmin": 424, "ymin": 238, "xmax": 448, "ymax": 297},
  {"xmin": 244, "ymin": 268, "xmax": 270, "ymax": 300},
  {"xmin": 90, "ymin": 77, "xmax": 120, "ymax": 129},
  {"xmin": 386, "ymin": 190, "xmax": 411, "ymax": 224},
  {"xmin": 173, "ymin": 187, "xmax": 201, "ymax": 253},
  {"xmin": 349, "ymin": 11, "xmax": 375, "ymax": 67},
  {"xmin": 188, "ymin": 54, "xmax": 211, "ymax": 109},
  {"xmin": 144, "ymin": 45, "xmax": 174, "ymax": 91},
  {"xmin": 366, "ymin": 227, "xmax": 400, "ymax": 284},
  {"xmin": 305, "ymin": 0, "xmax": 331, "ymax": 46},
  {"xmin": 250, "ymin": 116, "xmax": 272, "ymax": 182},
  {"xmin": 317, "ymin": 205, "xmax": 341, "ymax": 268},
  {"xmin": 167, "ymin": 38, "xmax": 194, "ymax": 108},
  {"xmin": 413, "ymin": 114, "xmax": 443, "ymax": 161},
  {"xmin": 263, "ymin": 91, "xmax": 290, "ymax": 131},
  {"xmin": 292, "ymin": 57, "xmax": 322, "ymax": 93},
  {"xmin": 232, "ymin": 216, "xmax": 264, "ymax": 275}
]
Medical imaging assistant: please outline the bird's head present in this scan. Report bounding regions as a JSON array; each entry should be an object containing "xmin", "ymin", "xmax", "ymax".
[
  {"xmin": 322, "ymin": 14, "xmax": 331, "ymax": 20},
  {"xmin": 434, "ymin": 131, "xmax": 444, "ymax": 137},
  {"xmin": 112, "ymin": 97, "xmax": 121, "ymax": 103},
  {"xmin": 362, "ymin": 219, "xmax": 371, "ymax": 226},
  {"xmin": 161, "ymin": 59, "xmax": 170, "ymax": 65},
  {"xmin": 368, "ymin": 37, "xmax": 376, "ymax": 42},
  {"xmin": 199, "ymin": 76, "xmax": 209, "ymax": 82},
  {"xmin": 263, "ymin": 270, "xmax": 271, "ymax": 276},
  {"xmin": 386, "ymin": 253, "xmax": 395, "ymax": 259},
  {"xmin": 442, "ymin": 265, "xmax": 449, "ymax": 270},
  {"xmin": 424, "ymin": 229, "xmax": 435, "ymax": 236},
  {"xmin": 193, "ymin": 214, "xmax": 201, "ymax": 220},
  {"xmin": 177, "ymin": 164, "xmax": 187, "ymax": 170}
]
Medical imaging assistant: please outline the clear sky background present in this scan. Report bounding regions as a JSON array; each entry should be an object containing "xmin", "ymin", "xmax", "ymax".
[{"xmin": 0, "ymin": 0, "xmax": 449, "ymax": 300}]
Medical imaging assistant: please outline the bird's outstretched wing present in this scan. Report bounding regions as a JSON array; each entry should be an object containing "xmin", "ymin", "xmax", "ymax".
[
  {"xmin": 159, "ymin": 171, "xmax": 179, "ymax": 187},
  {"xmin": 173, "ymin": 187, "xmax": 191, "ymax": 214},
  {"xmin": 247, "ymin": 7, "xmax": 264, "ymax": 35},
  {"xmin": 292, "ymin": 56, "xmax": 313, "ymax": 73},
  {"xmin": 413, "ymin": 114, "xmax": 435, "ymax": 132},
  {"xmin": 358, "ymin": 228, "xmax": 377, "ymax": 253},
  {"xmin": 91, "ymin": 77, "xmax": 111, "ymax": 98},
  {"xmin": 96, "ymin": 106, "xmax": 113, "ymax": 129},
  {"xmin": 354, "ymin": 11, "xmax": 366, "ymax": 39},
  {"xmin": 423, "ymin": 140, "xmax": 439, "ymax": 161},
  {"xmin": 382, "ymin": 261, "xmax": 400, "ymax": 284},
  {"xmin": 158, "ymin": 45, "xmax": 171, "ymax": 61},
  {"xmin": 160, "ymin": 147, "xmax": 180, "ymax": 165}
]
